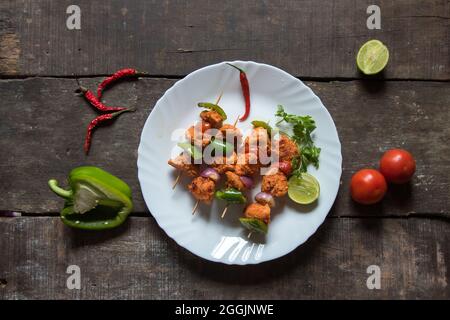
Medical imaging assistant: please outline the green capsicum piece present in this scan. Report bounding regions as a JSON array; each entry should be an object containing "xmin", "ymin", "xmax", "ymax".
[
  {"xmin": 239, "ymin": 218, "xmax": 268, "ymax": 234},
  {"xmin": 177, "ymin": 142, "xmax": 203, "ymax": 161},
  {"xmin": 215, "ymin": 188, "xmax": 247, "ymax": 204},
  {"xmin": 198, "ymin": 102, "xmax": 227, "ymax": 120},
  {"xmin": 251, "ymin": 120, "xmax": 273, "ymax": 136},
  {"xmin": 210, "ymin": 137, "xmax": 234, "ymax": 157},
  {"xmin": 48, "ymin": 166, "xmax": 133, "ymax": 230}
]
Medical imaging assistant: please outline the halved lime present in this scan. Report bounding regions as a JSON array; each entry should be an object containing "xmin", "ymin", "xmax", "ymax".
[
  {"xmin": 356, "ymin": 40, "xmax": 389, "ymax": 75},
  {"xmin": 288, "ymin": 173, "xmax": 320, "ymax": 205}
]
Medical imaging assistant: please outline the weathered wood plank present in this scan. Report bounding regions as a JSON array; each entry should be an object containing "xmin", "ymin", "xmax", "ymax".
[
  {"xmin": 0, "ymin": 77, "xmax": 448, "ymax": 216},
  {"xmin": 0, "ymin": 0, "xmax": 448, "ymax": 79},
  {"xmin": 0, "ymin": 217, "xmax": 448, "ymax": 299}
]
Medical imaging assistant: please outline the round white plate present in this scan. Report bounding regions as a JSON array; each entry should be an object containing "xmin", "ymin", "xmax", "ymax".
[{"xmin": 137, "ymin": 61, "xmax": 342, "ymax": 265}]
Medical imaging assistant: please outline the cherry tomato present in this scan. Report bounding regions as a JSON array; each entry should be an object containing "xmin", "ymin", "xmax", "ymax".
[
  {"xmin": 278, "ymin": 161, "xmax": 292, "ymax": 176},
  {"xmin": 350, "ymin": 169, "xmax": 387, "ymax": 205},
  {"xmin": 379, "ymin": 149, "xmax": 416, "ymax": 184}
]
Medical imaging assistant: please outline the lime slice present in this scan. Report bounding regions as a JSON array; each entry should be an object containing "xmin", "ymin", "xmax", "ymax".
[
  {"xmin": 356, "ymin": 40, "xmax": 389, "ymax": 75},
  {"xmin": 288, "ymin": 173, "xmax": 320, "ymax": 205}
]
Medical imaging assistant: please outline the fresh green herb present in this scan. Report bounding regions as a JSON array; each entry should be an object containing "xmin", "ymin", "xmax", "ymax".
[{"xmin": 275, "ymin": 105, "xmax": 321, "ymax": 176}]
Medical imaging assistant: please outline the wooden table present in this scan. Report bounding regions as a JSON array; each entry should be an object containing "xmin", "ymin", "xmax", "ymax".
[{"xmin": 0, "ymin": 0, "xmax": 449, "ymax": 299}]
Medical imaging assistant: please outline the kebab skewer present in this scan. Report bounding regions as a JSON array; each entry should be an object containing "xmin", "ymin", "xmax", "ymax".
[{"xmin": 240, "ymin": 130, "xmax": 300, "ymax": 237}]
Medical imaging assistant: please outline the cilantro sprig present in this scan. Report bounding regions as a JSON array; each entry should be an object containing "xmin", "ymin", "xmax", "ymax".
[{"xmin": 275, "ymin": 105, "xmax": 321, "ymax": 176}]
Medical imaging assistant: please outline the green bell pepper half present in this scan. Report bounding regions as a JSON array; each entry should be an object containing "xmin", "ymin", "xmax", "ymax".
[{"xmin": 48, "ymin": 166, "xmax": 133, "ymax": 230}]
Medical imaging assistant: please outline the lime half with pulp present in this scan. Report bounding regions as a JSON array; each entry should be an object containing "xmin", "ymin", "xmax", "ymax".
[
  {"xmin": 356, "ymin": 40, "xmax": 389, "ymax": 75},
  {"xmin": 288, "ymin": 173, "xmax": 320, "ymax": 205}
]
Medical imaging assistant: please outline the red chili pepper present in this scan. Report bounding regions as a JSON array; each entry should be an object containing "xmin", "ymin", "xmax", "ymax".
[
  {"xmin": 227, "ymin": 63, "xmax": 250, "ymax": 122},
  {"xmin": 84, "ymin": 109, "xmax": 134, "ymax": 154},
  {"xmin": 97, "ymin": 68, "xmax": 144, "ymax": 99},
  {"xmin": 77, "ymin": 84, "xmax": 127, "ymax": 112}
]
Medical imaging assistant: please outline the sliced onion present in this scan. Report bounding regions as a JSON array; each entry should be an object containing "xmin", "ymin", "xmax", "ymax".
[
  {"xmin": 255, "ymin": 192, "xmax": 275, "ymax": 207},
  {"xmin": 239, "ymin": 176, "xmax": 254, "ymax": 189},
  {"xmin": 200, "ymin": 168, "xmax": 220, "ymax": 182}
]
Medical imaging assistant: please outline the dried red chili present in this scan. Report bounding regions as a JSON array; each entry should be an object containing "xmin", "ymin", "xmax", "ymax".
[
  {"xmin": 226, "ymin": 63, "xmax": 251, "ymax": 122},
  {"xmin": 84, "ymin": 109, "xmax": 134, "ymax": 154},
  {"xmin": 77, "ymin": 84, "xmax": 126, "ymax": 112},
  {"xmin": 97, "ymin": 68, "xmax": 144, "ymax": 99}
]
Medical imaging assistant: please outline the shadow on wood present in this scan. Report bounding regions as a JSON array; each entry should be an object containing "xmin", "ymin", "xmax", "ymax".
[
  {"xmin": 170, "ymin": 221, "xmax": 330, "ymax": 286},
  {"xmin": 65, "ymin": 218, "xmax": 132, "ymax": 248}
]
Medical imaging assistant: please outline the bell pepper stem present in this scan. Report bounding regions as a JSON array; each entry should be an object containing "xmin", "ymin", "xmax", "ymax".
[{"xmin": 48, "ymin": 179, "xmax": 73, "ymax": 199}]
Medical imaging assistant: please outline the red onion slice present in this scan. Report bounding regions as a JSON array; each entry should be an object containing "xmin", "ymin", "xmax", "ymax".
[
  {"xmin": 239, "ymin": 176, "xmax": 254, "ymax": 189},
  {"xmin": 200, "ymin": 168, "xmax": 220, "ymax": 182},
  {"xmin": 255, "ymin": 192, "xmax": 275, "ymax": 207}
]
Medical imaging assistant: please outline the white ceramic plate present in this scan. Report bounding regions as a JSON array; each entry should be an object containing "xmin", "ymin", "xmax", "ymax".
[{"xmin": 137, "ymin": 61, "xmax": 342, "ymax": 265}]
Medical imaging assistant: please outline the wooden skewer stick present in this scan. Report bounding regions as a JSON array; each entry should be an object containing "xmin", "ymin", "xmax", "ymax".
[
  {"xmin": 233, "ymin": 115, "xmax": 239, "ymax": 127},
  {"xmin": 215, "ymin": 91, "xmax": 224, "ymax": 105},
  {"xmin": 172, "ymin": 172, "xmax": 182, "ymax": 189},
  {"xmin": 192, "ymin": 200, "xmax": 200, "ymax": 215},
  {"xmin": 247, "ymin": 232, "xmax": 252, "ymax": 239},
  {"xmin": 221, "ymin": 205, "xmax": 229, "ymax": 219}
]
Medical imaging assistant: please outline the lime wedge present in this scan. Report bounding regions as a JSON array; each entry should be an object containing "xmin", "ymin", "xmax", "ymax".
[
  {"xmin": 356, "ymin": 40, "xmax": 389, "ymax": 75},
  {"xmin": 288, "ymin": 173, "xmax": 320, "ymax": 205}
]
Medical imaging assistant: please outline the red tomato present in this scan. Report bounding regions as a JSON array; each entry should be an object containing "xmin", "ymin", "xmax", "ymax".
[
  {"xmin": 278, "ymin": 161, "xmax": 292, "ymax": 176},
  {"xmin": 350, "ymin": 169, "xmax": 387, "ymax": 205},
  {"xmin": 379, "ymin": 149, "xmax": 416, "ymax": 184}
]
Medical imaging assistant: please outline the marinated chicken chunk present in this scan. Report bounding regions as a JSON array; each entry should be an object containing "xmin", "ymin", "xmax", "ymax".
[
  {"xmin": 168, "ymin": 153, "xmax": 199, "ymax": 177},
  {"xmin": 218, "ymin": 124, "xmax": 242, "ymax": 147},
  {"xmin": 275, "ymin": 134, "xmax": 299, "ymax": 162},
  {"xmin": 200, "ymin": 110, "xmax": 224, "ymax": 129},
  {"xmin": 186, "ymin": 121, "xmax": 212, "ymax": 147},
  {"xmin": 211, "ymin": 151, "xmax": 237, "ymax": 174},
  {"xmin": 262, "ymin": 172, "xmax": 288, "ymax": 197},
  {"xmin": 187, "ymin": 176, "xmax": 215, "ymax": 203},
  {"xmin": 244, "ymin": 127, "xmax": 272, "ymax": 166},
  {"xmin": 225, "ymin": 171, "xmax": 245, "ymax": 191},
  {"xmin": 235, "ymin": 153, "xmax": 260, "ymax": 176},
  {"xmin": 244, "ymin": 203, "xmax": 271, "ymax": 224}
]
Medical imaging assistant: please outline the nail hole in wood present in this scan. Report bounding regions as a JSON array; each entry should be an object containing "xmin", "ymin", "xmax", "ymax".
[{"xmin": 0, "ymin": 279, "xmax": 7, "ymax": 288}]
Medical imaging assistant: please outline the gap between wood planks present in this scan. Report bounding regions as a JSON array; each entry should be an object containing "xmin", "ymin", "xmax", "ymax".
[
  {"xmin": 2, "ymin": 211, "xmax": 449, "ymax": 220},
  {"xmin": 0, "ymin": 74, "xmax": 449, "ymax": 83}
]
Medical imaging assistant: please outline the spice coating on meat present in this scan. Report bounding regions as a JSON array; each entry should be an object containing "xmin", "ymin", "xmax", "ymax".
[
  {"xmin": 235, "ymin": 153, "xmax": 260, "ymax": 176},
  {"xmin": 244, "ymin": 203, "xmax": 271, "ymax": 224},
  {"xmin": 244, "ymin": 127, "xmax": 272, "ymax": 166},
  {"xmin": 262, "ymin": 172, "xmax": 288, "ymax": 197},
  {"xmin": 167, "ymin": 153, "xmax": 199, "ymax": 177},
  {"xmin": 186, "ymin": 121, "xmax": 212, "ymax": 147},
  {"xmin": 200, "ymin": 110, "xmax": 223, "ymax": 128},
  {"xmin": 225, "ymin": 171, "xmax": 245, "ymax": 191},
  {"xmin": 187, "ymin": 176, "xmax": 215, "ymax": 203},
  {"xmin": 218, "ymin": 124, "xmax": 242, "ymax": 147},
  {"xmin": 276, "ymin": 134, "xmax": 299, "ymax": 162},
  {"xmin": 211, "ymin": 152, "xmax": 237, "ymax": 174}
]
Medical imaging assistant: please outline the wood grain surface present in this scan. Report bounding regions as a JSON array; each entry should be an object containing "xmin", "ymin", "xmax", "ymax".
[
  {"xmin": 0, "ymin": 0, "xmax": 448, "ymax": 79},
  {"xmin": 0, "ymin": 0, "xmax": 449, "ymax": 300},
  {"xmin": 0, "ymin": 216, "xmax": 448, "ymax": 299},
  {"xmin": 0, "ymin": 77, "xmax": 448, "ymax": 216}
]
